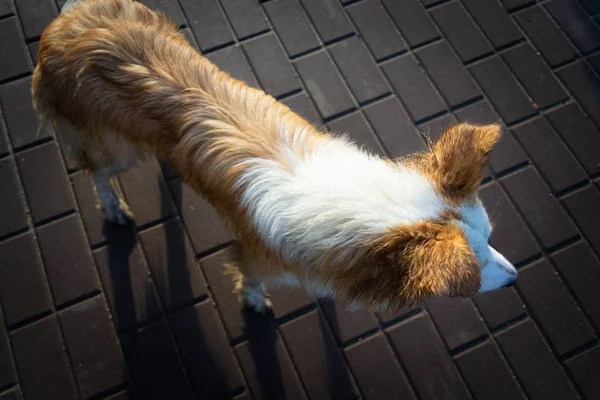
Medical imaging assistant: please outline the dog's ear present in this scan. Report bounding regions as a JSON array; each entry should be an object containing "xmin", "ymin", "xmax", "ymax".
[
  {"xmin": 429, "ymin": 123, "xmax": 501, "ymax": 201},
  {"xmin": 390, "ymin": 221, "xmax": 481, "ymax": 304}
]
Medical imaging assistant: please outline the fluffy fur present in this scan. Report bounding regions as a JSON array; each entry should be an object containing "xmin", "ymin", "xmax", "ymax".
[{"xmin": 32, "ymin": 0, "xmax": 517, "ymax": 313}]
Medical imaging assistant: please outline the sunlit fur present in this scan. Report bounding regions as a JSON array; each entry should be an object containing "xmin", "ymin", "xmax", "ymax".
[{"xmin": 32, "ymin": 0, "xmax": 517, "ymax": 313}]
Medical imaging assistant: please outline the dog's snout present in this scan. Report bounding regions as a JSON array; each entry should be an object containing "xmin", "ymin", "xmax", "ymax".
[{"xmin": 502, "ymin": 275, "xmax": 518, "ymax": 288}]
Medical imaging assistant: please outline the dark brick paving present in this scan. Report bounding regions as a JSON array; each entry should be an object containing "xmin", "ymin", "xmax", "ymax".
[{"xmin": 0, "ymin": 0, "xmax": 600, "ymax": 398}]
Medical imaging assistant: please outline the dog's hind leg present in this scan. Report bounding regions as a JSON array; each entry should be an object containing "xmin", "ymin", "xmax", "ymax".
[
  {"xmin": 225, "ymin": 244, "xmax": 273, "ymax": 314},
  {"xmin": 92, "ymin": 164, "xmax": 135, "ymax": 225},
  {"xmin": 80, "ymin": 134, "xmax": 138, "ymax": 225}
]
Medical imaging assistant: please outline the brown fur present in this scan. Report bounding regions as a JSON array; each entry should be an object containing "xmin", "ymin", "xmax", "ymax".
[
  {"xmin": 32, "ymin": 0, "xmax": 498, "ymax": 310},
  {"xmin": 404, "ymin": 124, "xmax": 501, "ymax": 204}
]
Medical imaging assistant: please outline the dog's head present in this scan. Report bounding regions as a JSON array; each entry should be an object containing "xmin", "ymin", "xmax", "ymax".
[{"xmin": 341, "ymin": 123, "xmax": 517, "ymax": 309}]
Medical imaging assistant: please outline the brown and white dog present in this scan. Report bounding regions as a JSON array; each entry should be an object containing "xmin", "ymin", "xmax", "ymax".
[{"xmin": 32, "ymin": 0, "xmax": 517, "ymax": 313}]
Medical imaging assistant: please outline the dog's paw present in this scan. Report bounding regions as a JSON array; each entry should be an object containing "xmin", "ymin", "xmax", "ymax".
[
  {"xmin": 105, "ymin": 200, "xmax": 135, "ymax": 225},
  {"xmin": 243, "ymin": 288, "xmax": 273, "ymax": 315}
]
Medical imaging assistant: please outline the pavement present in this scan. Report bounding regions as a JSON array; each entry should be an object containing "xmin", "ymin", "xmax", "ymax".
[{"xmin": 1, "ymin": 0, "xmax": 600, "ymax": 399}]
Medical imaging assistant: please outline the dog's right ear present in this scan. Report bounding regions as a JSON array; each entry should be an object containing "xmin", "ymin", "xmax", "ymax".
[{"xmin": 429, "ymin": 123, "xmax": 501, "ymax": 201}]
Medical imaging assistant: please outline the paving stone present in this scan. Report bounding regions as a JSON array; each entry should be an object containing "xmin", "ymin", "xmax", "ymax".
[
  {"xmin": 565, "ymin": 345, "xmax": 600, "ymax": 399},
  {"xmin": 269, "ymin": 287, "xmax": 315, "ymax": 319},
  {"xmin": 556, "ymin": 61, "xmax": 600, "ymax": 128},
  {"xmin": 220, "ymin": 0, "xmax": 268, "ymax": 39},
  {"xmin": 454, "ymin": 340, "xmax": 525, "ymax": 400},
  {"xmin": 180, "ymin": 0, "xmax": 233, "ymax": 52},
  {"xmin": 0, "ymin": 233, "xmax": 52, "ymax": 327},
  {"xmin": 562, "ymin": 186, "xmax": 600, "ymax": 255},
  {"xmin": 501, "ymin": 166, "xmax": 577, "ymax": 249},
  {"xmin": 469, "ymin": 56, "xmax": 535, "ymax": 124},
  {"xmin": 578, "ymin": 0, "xmax": 600, "ymax": 14},
  {"xmin": 363, "ymin": 97, "xmax": 426, "ymax": 157},
  {"xmin": 513, "ymin": 6, "xmax": 577, "ymax": 67},
  {"xmin": 180, "ymin": 27, "xmax": 199, "ymax": 51},
  {"xmin": 206, "ymin": 45, "xmax": 259, "ymax": 88},
  {"xmin": 263, "ymin": 0, "xmax": 319, "ymax": 58},
  {"xmin": 387, "ymin": 313, "xmax": 471, "ymax": 400},
  {"xmin": 479, "ymin": 182, "xmax": 539, "ymax": 265},
  {"xmin": 430, "ymin": 1, "xmax": 492, "ymax": 63},
  {"xmin": 454, "ymin": 100, "xmax": 528, "ymax": 175},
  {"xmin": 71, "ymin": 171, "xmax": 108, "ymax": 247},
  {"xmin": 0, "ymin": 158, "xmax": 26, "ymax": 239},
  {"xmin": 14, "ymin": 0, "xmax": 57, "ymax": 40},
  {"xmin": 295, "ymin": 51, "xmax": 354, "ymax": 119},
  {"xmin": 168, "ymin": 178, "xmax": 233, "ymax": 254},
  {"xmin": 327, "ymin": 111, "xmax": 385, "ymax": 156},
  {"xmin": 10, "ymin": 316, "xmax": 77, "ymax": 400},
  {"xmin": 299, "ymin": 0, "xmax": 353, "ymax": 43},
  {"xmin": 502, "ymin": 43, "xmax": 567, "ymax": 109},
  {"xmin": 94, "ymin": 236, "xmax": 162, "ymax": 332},
  {"xmin": 59, "ymin": 296, "xmax": 126, "ymax": 399},
  {"xmin": 552, "ymin": 242, "xmax": 600, "ymax": 329},
  {"xmin": 0, "ymin": 310, "xmax": 16, "ymax": 389},
  {"xmin": 512, "ymin": 117, "xmax": 586, "ymax": 193},
  {"xmin": 121, "ymin": 320, "xmax": 194, "ymax": 400},
  {"xmin": 0, "ymin": 76, "xmax": 48, "ymax": 149},
  {"xmin": 282, "ymin": 92, "xmax": 323, "ymax": 128},
  {"xmin": 518, "ymin": 259, "xmax": 595, "ymax": 355},
  {"xmin": 426, "ymin": 297, "xmax": 487, "ymax": 350},
  {"xmin": 588, "ymin": 52, "xmax": 600, "ymax": 75},
  {"xmin": 415, "ymin": 41, "xmax": 480, "ymax": 107},
  {"xmin": 0, "ymin": 0, "xmax": 15, "ymax": 17},
  {"xmin": 495, "ymin": 319, "xmax": 578, "ymax": 400},
  {"xmin": 418, "ymin": 112, "xmax": 457, "ymax": 143},
  {"xmin": 545, "ymin": 0, "xmax": 600, "ymax": 53},
  {"xmin": 0, "ymin": 17, "xmax": 31, "ymax": 81},
  {"xmin": 53, "ymin": 120, "xmax": 80, "ymax": 172},
  {"xmin": 119, "ymin": 158, "xmax": 177, "ymax": 228},
  {"xmin": 497, "ymin": 0, "xmax": 534, "ymax": 10},
  {"xmin": 320, "ymin": 299, "xmax": 379, "ymax": 344},
  {"xmin": 546, "ymin": 103, "xmax": 600, "ymax": 176},
  {"xmin": 382, "ymin": 0, "xmax": 439, "ymax": 48},
  {"xmin": 280, "ymin": 310, "xmax": 358, "ymax": 400},
  {"xmin": 235, "ymin": 330, "xmax": 307, "ymax": 400},
  {"xmin": 243, "ymin": 33, "xmax": 301, "ymax": 98},
  {"xmin": 346, "ymin": 0, "xmax": 406, "ymax": 61},
  {"xmin": 329, "ymin": 37, "xmax": 389, "ymax": 104},
  {"xmin": 201, "ymin": 248, "xmax": 275, "ymax": 340},
  {"xmin": 0, "ymin": 388, "xmax": 21, "ymax": 400},
  {"xmin": 36, "ymin": 215, "xmax": 99, "ymax": 307},
  {"xmin": 138, "ymin": 219, "xmax": 208, "ymax": 311},
  {"xmin": 345, "ymin": 332, "xmax": 417, "ymax": 400},
  {"xmin": 461, "ymin": 0, "xmax": 522, "ymax": 48},
  {"xmin": 17, "ymin": 142, "xmax": 74, "ymax": 223},
  {"xmin": 474, "ymin": 288, "xmax": 525, "ymax": 329},
  {"xmin": 141, "ymin": 0, "xmax": 184, "ymax": 26},
  {"xmin": 170, "ymin": 301, "xmax": 245, "ymax": 399},
  {"xmin": 0, "ymin": 115, "xmax": 8, "ymax": 157},
  {"xmin": 377, "ymin": 306, "xmax": 421, "ymax": 325},
  {"xmin": 103, "ymin": 392, "xmax": 131, "ymax": 400},
  {"xmin": 382, "ymin": 54, "xmax": 446, "ymax": 122}
]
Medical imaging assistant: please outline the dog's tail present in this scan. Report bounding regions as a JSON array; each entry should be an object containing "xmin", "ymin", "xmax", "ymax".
[{"xmin": 61, "ymin": 0, "xmax": 86, "ymax": 13}]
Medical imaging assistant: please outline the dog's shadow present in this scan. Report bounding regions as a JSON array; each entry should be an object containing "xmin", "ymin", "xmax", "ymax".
[{"xmin": 102, "ymin": 167, "xmax": 357, "ymax": 399}]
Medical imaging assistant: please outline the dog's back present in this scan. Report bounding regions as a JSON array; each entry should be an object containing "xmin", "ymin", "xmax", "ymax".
[{"xmin": 33, "ymin": 0, "xmax": 307, "ymax": 212}]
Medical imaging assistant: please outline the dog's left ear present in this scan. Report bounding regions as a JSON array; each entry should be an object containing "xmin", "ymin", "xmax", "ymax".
[
  {"xmin": 398, "ymin": 222, "xmax": 482, "ymax": 303},
  {"xmin": 430, "ymin": 123, "xmax": 501, "ymax": 201}
]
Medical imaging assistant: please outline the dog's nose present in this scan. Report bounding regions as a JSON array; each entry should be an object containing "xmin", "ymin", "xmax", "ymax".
[{"xmin": 502, "ymin": 276, "xmax": 518, "ymax": 288}]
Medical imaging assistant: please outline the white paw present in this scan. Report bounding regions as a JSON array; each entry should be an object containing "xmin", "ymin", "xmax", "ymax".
[
  {"xmin": 105, "ymin": 200, "xmax": 135, "ymax": 225},
  {"xmin": 243, "ymin": 288, "xmax": 273, "ymax": 315}
]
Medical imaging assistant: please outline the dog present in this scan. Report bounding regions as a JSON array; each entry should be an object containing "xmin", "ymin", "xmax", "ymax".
[{"xmin": 32, "ymin": 0, "xmax": 517, "ymax": 313}]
